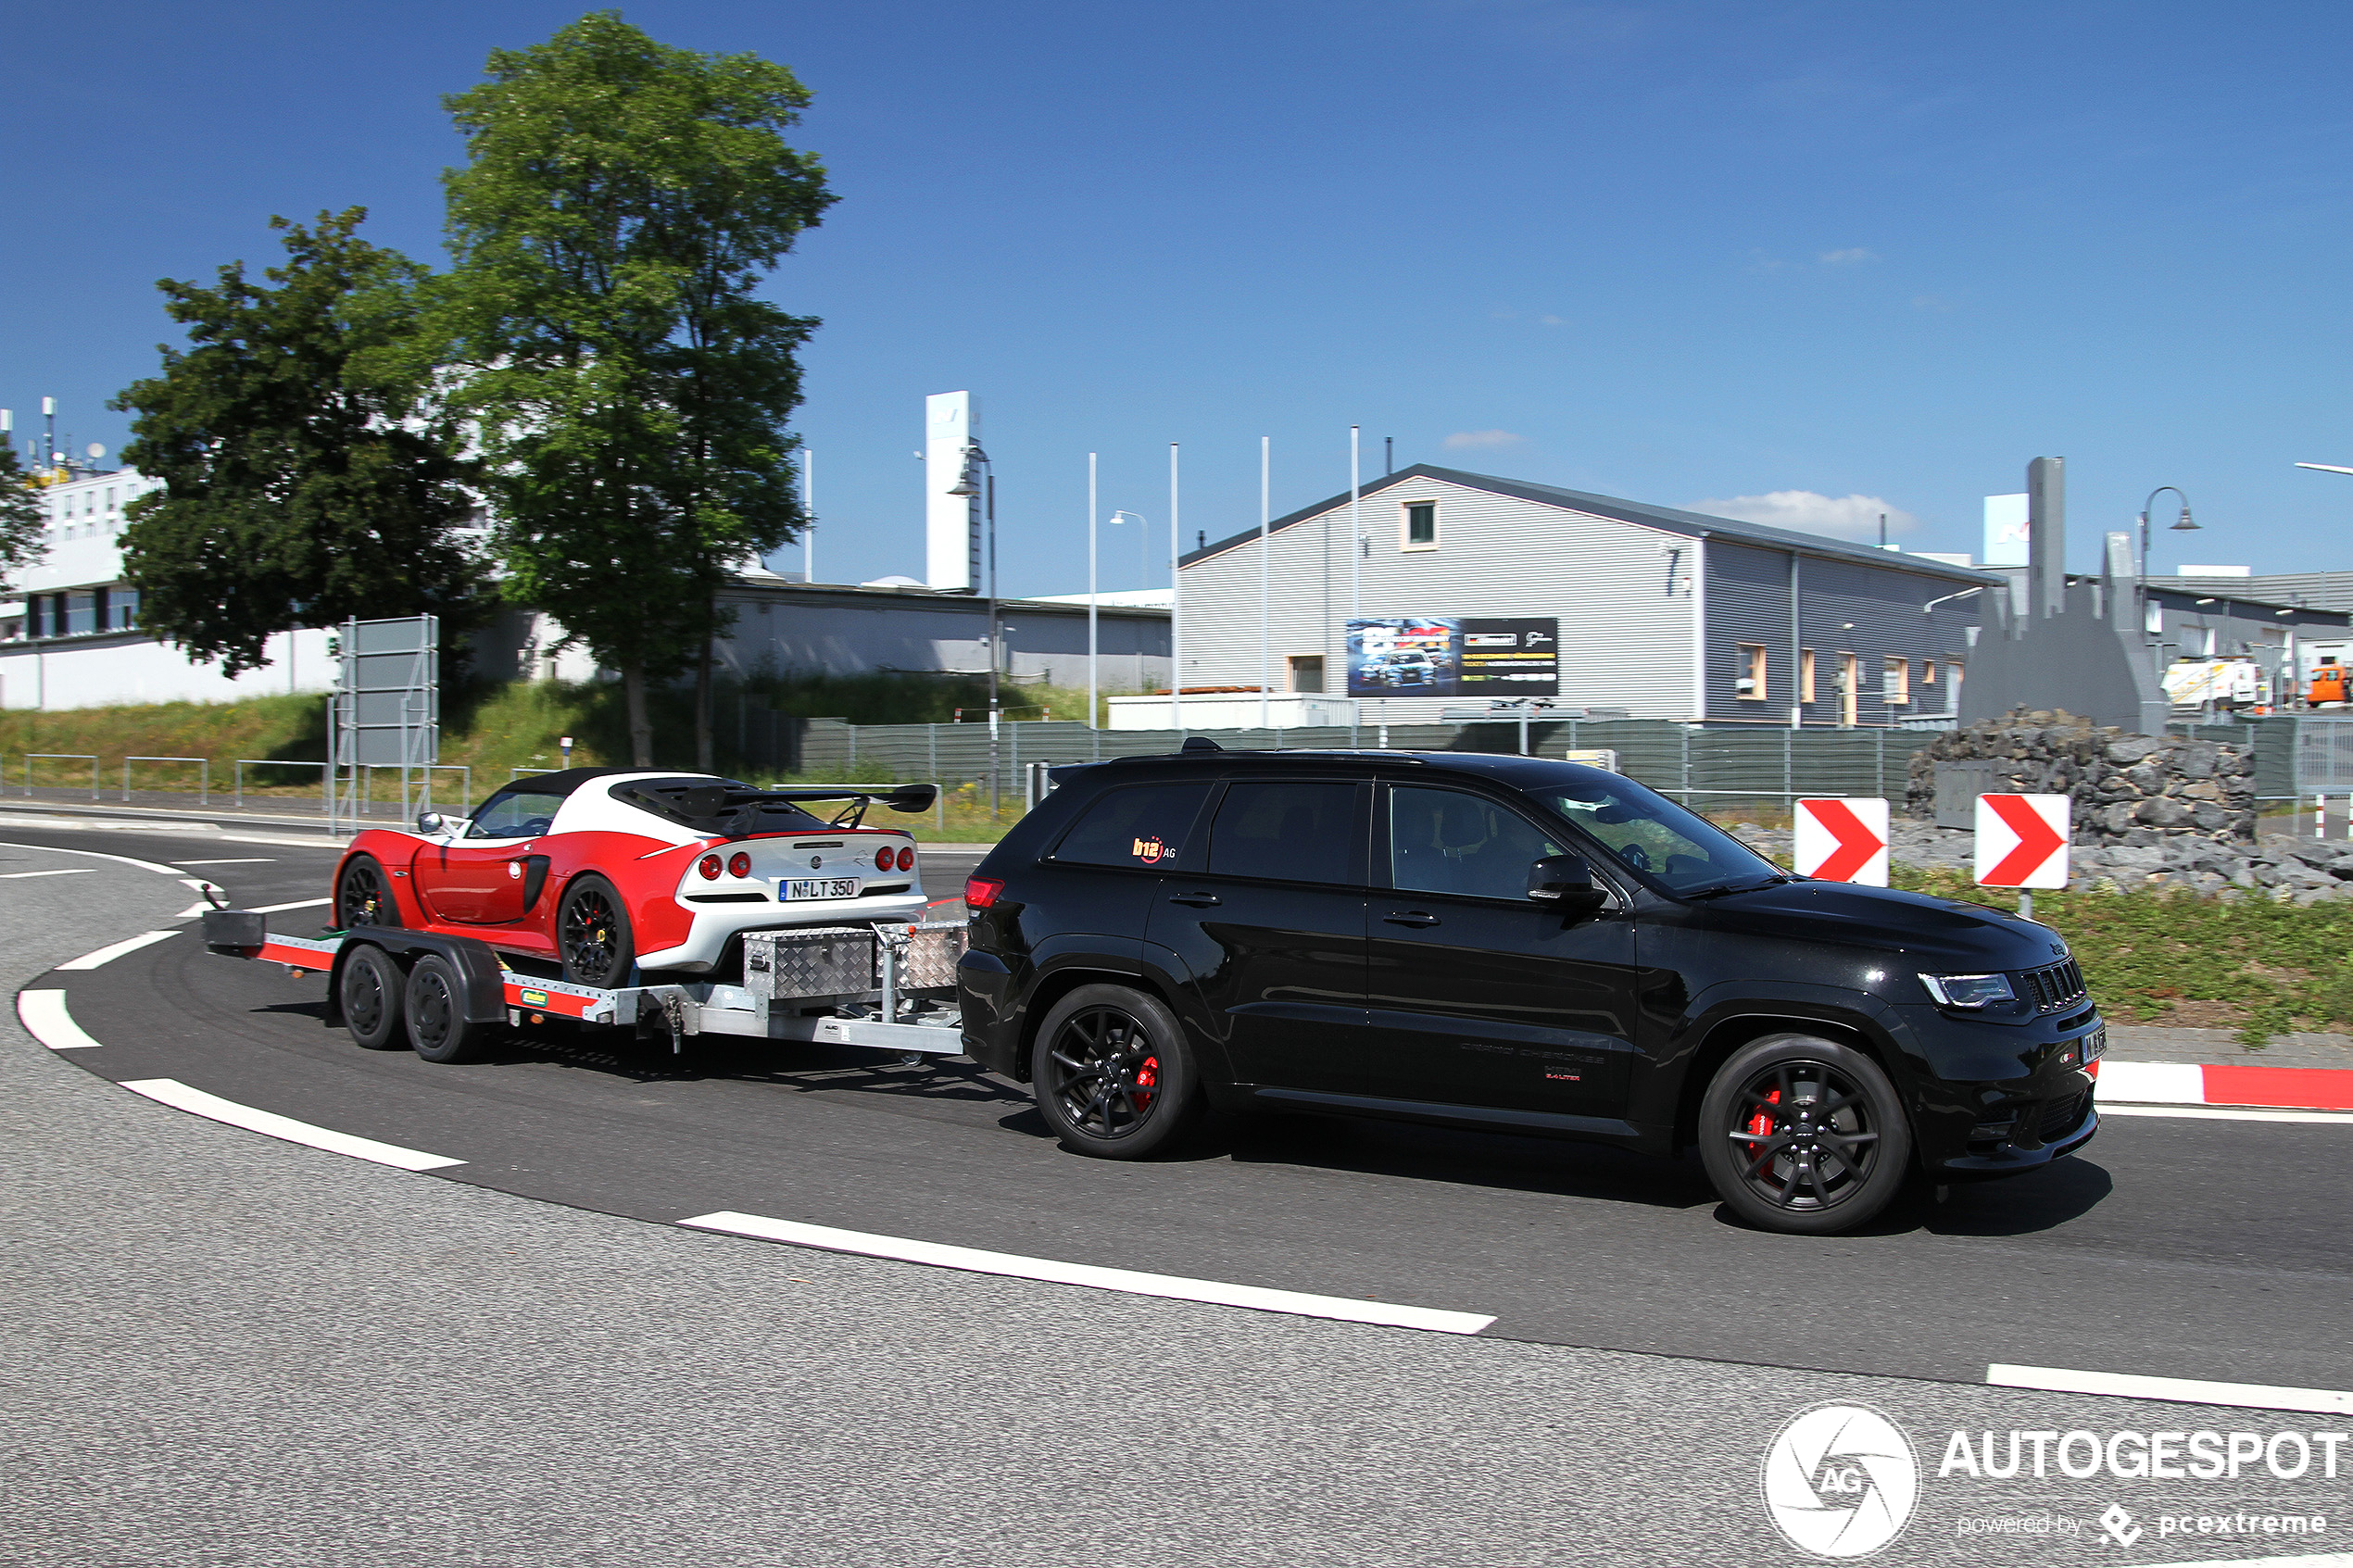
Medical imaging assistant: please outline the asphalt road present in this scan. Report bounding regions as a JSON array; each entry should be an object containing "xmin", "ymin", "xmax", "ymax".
[{"xmin": 11, "ymin": 817, "xmax": 2351, "ymax": 1399}]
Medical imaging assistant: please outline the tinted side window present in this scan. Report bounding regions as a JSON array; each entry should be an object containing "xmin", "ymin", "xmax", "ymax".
[
  {"xmin": 467, "ymin": 788, "xmax": 563, "ymax": 839},
  {"xmin": 1051, "ymin": 783, "xmax": 1211, "ymax": 868},
  {"xmin": 1207, "ymin": 781, "xmax": 1358, "ymax": 884},
  {"xmin": 1389, "ymin": 785, "xmax": 1567, "ymax": 899}
]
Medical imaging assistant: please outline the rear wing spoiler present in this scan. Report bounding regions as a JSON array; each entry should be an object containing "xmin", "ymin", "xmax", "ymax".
[{"xmin": 618, "ymin": 780, "xmax": 939, "ymax": 834}]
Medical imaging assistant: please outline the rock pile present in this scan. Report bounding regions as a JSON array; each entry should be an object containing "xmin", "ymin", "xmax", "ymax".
[
  {"xmin": 1905, "ymin": 709, "xmax": 2256, "ymax": 844},
  {"xmin": 1730, "ymin": 818, "xmax": 2353, "ymax": 905}
]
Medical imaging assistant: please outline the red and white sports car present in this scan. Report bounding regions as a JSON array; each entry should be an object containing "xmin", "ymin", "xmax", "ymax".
[{"xmin": 330, "ymin": 769, "xmax": 938, "ymax": 986}]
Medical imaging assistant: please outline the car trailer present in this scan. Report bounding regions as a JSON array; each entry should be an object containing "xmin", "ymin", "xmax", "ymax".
[{"xmin": 199, "ymin": 906, "xmax": 970, "ymax": 1064}]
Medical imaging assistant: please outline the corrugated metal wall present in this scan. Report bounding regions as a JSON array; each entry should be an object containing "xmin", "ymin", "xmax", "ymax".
[
  {"xmin": 1175, "ymin": 478, "xmax": 1700, "ymax": 721},
  {"xmin": 1700, "ymin": 544, "xmax": 1979, "ymax": 726}
]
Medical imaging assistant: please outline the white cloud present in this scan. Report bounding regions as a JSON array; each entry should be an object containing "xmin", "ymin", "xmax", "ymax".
[
  {"xmin": 1691, "ymin": 491, "xmax": 1920, "ymax": 543},
  {"xmin": 1818, "ymin": 247, "xmax": 1879, "ymax": 266},
  {"xmin": 1538, "ymin": 314, "xmax": 1566, "ymax": 326},
  {"xmin": 1443, "ymin": 430, "xmax": 1526, "ymax": 450}
]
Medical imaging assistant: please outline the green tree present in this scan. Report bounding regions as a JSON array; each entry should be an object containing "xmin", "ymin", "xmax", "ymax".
[
  {"xmin": 0, "ymin": 445, "xmax": 44, "ymax": 595},
  {"xmin": 112, "ymin": 209, "xmax": 485, "ymax": 676},
  {"xmin": 436, "ymin": 11, "xmax": 832, "ymax": 768}
]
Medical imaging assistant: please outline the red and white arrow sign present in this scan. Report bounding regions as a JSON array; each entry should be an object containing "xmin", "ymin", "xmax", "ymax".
[
  {"xmin": 1793, "ymin": 797, "xmax": 1890, "ymax": 885},
  {"xmin": 1975, "ymin": 793, "xmax": 2070, "ymax": 888}
]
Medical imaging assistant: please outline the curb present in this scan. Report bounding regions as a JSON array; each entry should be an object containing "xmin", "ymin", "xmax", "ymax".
[{"xmin": 2097, "ymin": 1058, "xmax": 2353, "ymax": 1112}]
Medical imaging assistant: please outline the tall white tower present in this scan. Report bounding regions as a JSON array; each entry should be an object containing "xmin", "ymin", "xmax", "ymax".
[{"xmin": 925, "ymin": 391, "xmax": 981, "ymax": 592}]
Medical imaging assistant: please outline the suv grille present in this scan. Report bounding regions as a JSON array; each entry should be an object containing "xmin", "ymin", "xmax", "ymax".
[{"xmin": 2017, "ymin": 958, "xmax": 2087, "ymax": 1013}]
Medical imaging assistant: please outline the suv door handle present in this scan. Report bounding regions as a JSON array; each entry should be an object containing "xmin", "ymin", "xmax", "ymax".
[
  {"xmin": 1167, "ymin": 892, "xmax": 1222, "ymax": 908},
  {"xmin": 1383, "ymin": 910, "xmax": 1441, "ymax": 927}
]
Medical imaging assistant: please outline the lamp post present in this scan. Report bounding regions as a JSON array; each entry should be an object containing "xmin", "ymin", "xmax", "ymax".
[
  {"xmin": 1087, "ymin": 452, "xmax": 1098, "ymax": 730},
  {"xmin": 2137, "ymin": 486, "xmax": 2200, "ymax": 681},
  {"xmin": 950, "ymin": 442, "xmax": 999, "ymax": 815}
]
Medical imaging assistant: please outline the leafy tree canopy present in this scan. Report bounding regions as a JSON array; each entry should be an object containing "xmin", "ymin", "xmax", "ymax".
[
  {"xmin": 113, "ymin": 208, "xmax": 485, "ymax": 676},
  {"xmin": 436, "ymin": 10, "xmax": 833, "ymax": 763},
  {"xmin": 0, "ymin": 445, "xmax": 44, "ymax": 596}
]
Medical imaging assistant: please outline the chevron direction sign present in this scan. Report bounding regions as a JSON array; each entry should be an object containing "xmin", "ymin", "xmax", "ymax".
[
  {"xmin": 1975, "ymin": 793, "xmax": 2071, "ymax": 889},
  {"xmin": 1793, "ymin": 797, "xmax": 1890, "ymax": 885}
]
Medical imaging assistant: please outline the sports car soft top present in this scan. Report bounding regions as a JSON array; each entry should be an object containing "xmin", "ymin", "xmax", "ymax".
[{"xmin": 330, "ymin": 769, "xmax": 939, "ymax": 986}]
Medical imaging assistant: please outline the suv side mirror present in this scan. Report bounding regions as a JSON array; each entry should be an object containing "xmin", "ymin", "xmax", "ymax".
[{"xmin": 1529, "ymin": 853, "xmax": 1608, "ymax": 913}]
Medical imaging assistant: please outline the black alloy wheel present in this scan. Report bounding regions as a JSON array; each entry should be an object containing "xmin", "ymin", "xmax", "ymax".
[
  {"xmin": 1030, "ymin": 984, "xmax": 1203, "ymax": 1160},
  {"xmin": 1697, "ymin": 1034, "xmax": 1913, "ymax": 1235},
  {"xmin": 338, "ymin": 945, "xmax": 407, "ymax": 1050},
  {"xmin": 557, "ymin": 875, "xmax": 635, "ymax": 989},
  {"xmin": 335, "ymin": 856, "xmax": 399, "ymax": 930},
  {"xmin": 404, "ymin": 954, "xmax": 490, "ymax": 1064}
]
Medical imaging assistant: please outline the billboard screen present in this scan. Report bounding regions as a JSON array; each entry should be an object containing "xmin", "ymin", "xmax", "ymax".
[{"xmin": 1346, "ymin": 617, "xmax": 1557, "ymax": 696}]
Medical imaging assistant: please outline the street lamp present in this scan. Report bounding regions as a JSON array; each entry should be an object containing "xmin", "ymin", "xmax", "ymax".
[{"xmin": 2136, "ymin": 486, "xmax": 2199, "ymax": 587}]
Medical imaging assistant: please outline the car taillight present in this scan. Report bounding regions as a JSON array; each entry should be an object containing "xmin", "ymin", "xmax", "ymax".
[
  {"xmin": 698, "ymin": 855, "xmax": 722, "ymax": 880},
  {"xmin": 728, "ymin": 851, "xmax": 751, "ymax": 877},
  {"xmin": 965, "ymin": 876, "xmax": 1004, "ymax": 909},
  {"xmin": 896, "ymin": 845, "xmax": 915, "ymax": 872}
]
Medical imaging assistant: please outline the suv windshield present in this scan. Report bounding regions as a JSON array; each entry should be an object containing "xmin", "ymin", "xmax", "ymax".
[{"xmin": 1525, "ymin": 773, "xmax": 1784, "ymax": 897}]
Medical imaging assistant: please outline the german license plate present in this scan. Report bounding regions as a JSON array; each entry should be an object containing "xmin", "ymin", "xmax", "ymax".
[
  {"xmin": 783, "ymin": 877, "xmax": 861, "ymax": 901},
  {"xmin": 2082, "ymin": 1025, "xmax": 2107, "ymax": 1063}
]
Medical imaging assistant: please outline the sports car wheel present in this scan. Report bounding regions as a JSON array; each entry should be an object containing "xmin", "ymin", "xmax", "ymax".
[
  {"xmin": 335, "ymin": 855, "xmax": 400, "ymax": 929},
  {"xmin": 338, "ymin": 945, "xmax": 406, "ymax": 1050},
  {"xmin": 1697, "ymin": 1034, "xmax": 1913, "ymax": 1235},
  {"xmin": 557, "ymin": 875, "xmax": 635, "ymax": 989},
  {"xmin": 1030, "ymin": 984, "xmax": 1203, "ymax": 1160},
  {"xmin": 404, "ymin": 954, "xmax": 490, "ymax": 1064}
]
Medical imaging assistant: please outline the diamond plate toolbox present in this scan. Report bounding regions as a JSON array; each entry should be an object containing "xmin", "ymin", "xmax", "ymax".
[
  {"xmin": 897, "ymin": 920, "xmax": 968, "ymax": 989},
  {"xmin": 744, "ymin": 927, "xmax": 876, "ymax": 999}
]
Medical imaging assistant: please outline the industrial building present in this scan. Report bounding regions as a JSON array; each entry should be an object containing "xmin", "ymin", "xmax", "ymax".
[{"xmin": 1170, "ymin": 464, "xmax": 1996, "ymax": 727}]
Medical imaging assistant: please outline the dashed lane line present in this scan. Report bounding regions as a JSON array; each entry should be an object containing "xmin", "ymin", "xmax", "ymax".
[
  {"xmin": 0, "ymin": 868, "xmax": 96, "ymax": 879},
  {"xmin": 170, "ymin": 859, "xmax": 278, "ymax": 867},
  {"xmin": 18, "ymin": 989, "xmax": 105, "ymax": 1050},
  {"xmin": 54, "ymin": 930, "xmax": 182, "ymax": 971},
  {"xmin": 1989, "ymin": 1363, "xmax": 2353, "ymax": 1416},
  {"xmin": 680, "ymin": 1210, "xmax": 1500, "ymax": 1336},
  {"xmin": 113, "ymin": 1079, "xmax": 466, "ymax": 1173}
]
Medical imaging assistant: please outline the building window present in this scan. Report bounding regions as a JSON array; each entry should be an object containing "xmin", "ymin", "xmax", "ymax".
[
  {"xmin": 1882, "ymin": 657, "xmax": 1909, "ymax": 705},
  {"xmin": 1838, "ymin": 652, "xmax": 1859, "ymax": 727},
  {"xmin": 1799, "ymin": 647, "xmax": 1816, "ymax": 704},
  {"xmin": 65, "ymin": 591, "xmax": 96, "ymax": 635},
  {"xmin": 111, "ymin": 586, "xmax": 140, "ymax": 630},
  {"xmin": 1288, "ymin": 654, "xmax": 1326, "ymax": 694},
  {"xmin": 1401, "ymin": 501, "xmax": 1438, "ymax": 551},
  {"xmin": 1921, "ymin": 659, "xmax": 1937, "ymax": 685},
  {"xmin": 1735, "ymin": 643, "xmax": 1768, "ymax": 700}
]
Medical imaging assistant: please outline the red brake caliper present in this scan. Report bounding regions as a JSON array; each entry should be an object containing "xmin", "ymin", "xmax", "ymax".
[
  {"xmin": 1744, "ymin": 1087, "xmax": 1780, "ymax": 1163},
  {"xmin": 1134, "ymin": 1055, "xmax": 1159, "ymax": 1110}
]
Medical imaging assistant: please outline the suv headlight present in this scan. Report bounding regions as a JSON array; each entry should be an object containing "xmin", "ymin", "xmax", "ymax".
[{"xmin": 1919, "ymin": 972, "xmax": 2015, "ymax": 1009}]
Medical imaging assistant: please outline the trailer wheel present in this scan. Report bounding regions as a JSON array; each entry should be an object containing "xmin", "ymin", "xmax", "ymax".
[
  {"xmin": 1031, "ymin": 984, "xmax": 1204, "ymax": 1160},
  {"xmin": 405, "ymin": 954, "xmax": 490, "ymax": 1065},
  {"xmin": 339, "ymin": 946, "xmax": 407, "ymax": 1050}
]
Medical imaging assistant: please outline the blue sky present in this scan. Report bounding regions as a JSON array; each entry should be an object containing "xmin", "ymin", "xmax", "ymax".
[{"xmin": 6, "ymin": 1, "xmax": 2352, "ymax": 596}]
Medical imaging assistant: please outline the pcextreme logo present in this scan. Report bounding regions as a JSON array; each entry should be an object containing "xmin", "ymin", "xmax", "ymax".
[{"xmin": 1760, "ymin": 1402, "xmax": 1920, "ymax": 1560}]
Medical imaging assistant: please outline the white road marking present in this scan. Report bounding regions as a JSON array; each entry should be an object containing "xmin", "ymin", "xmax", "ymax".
[
  {"xmin": 680, "ymin": 1210, "xmax": 1498, "ymax": 1335},
  {"xmin": 0, "ymin": 839, "xmax": 186, "ymax": 876},
  {"xmin": 17, "ymin": 989, "xmax": 105, "ymax": 1049},
  {"xmin": 170, "ymin": 859, "xmax": 277, "ymax": 866},
  {"xmin": 2132, "ymin": 1556, "xmax": 2353, "ymax": 1568},
  {"xmin": 1989, "ymin": 1362, "xmax": 2353, "ymax": 1415},
  {"xmin": 114, "ymin": 1079, "xmax": 465, "ymax": 1172},
  {"xmin": 0, "ymin": 868, "xmax": 96, "ymax": 879},
  {"xmin": 2096, "ymin": 1060, "xmax": 2205, "ymax": 1102},
  {"xmin": 247, "ymin": 897, "xmax": 333, "ymax": 914},
  {"xmin": 2098, "ymin": 1103, "xmax": 2353, "ymax": 1126},
  {"xmin": 55, "ymin": 930, "xmax": 182, "ymax": 970}
]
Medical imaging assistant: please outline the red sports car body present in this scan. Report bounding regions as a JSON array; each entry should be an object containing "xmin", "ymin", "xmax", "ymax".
[{"xmin": 330, "ymin": 768, "xmax": 936, "ymax": 986}]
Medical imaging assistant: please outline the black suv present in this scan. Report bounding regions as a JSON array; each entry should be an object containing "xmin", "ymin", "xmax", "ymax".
[{"xmin": 957, "ymin": 746, "xmax": 2100, "ymax": 1235}]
